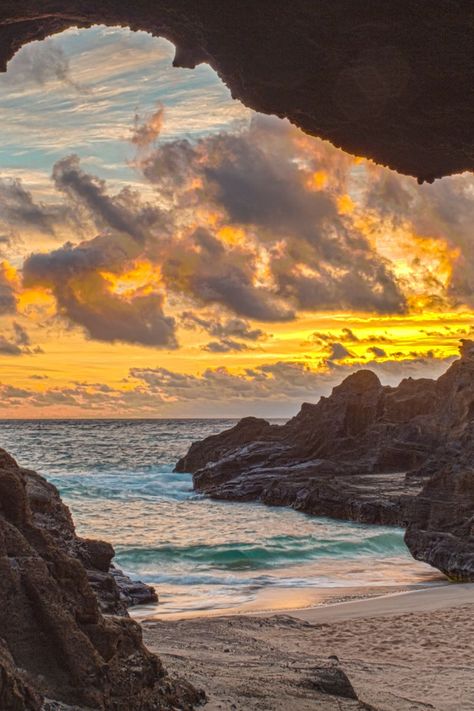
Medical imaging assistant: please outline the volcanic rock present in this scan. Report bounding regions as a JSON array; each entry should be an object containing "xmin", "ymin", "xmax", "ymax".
[
  {"xmin": 0, "ymin": 1, "xmax": 473, "ymax": 181},
  {"xmin": 24, "ymin": 462, "xmax": 157, "ymax": 613},
  {"xmin": 0, "ymin": 449, "xmax": 201, "ymax": 709},
  {"xmin": 176, "ymin": 341, "xmax": 474, "ymax": 581}
]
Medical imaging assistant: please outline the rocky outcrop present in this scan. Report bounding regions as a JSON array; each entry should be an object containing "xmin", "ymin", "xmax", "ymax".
[
  {"xmin": 0, "ymin": 449, "xmax": 202, "ymax": 710},
  {"xmin": 176, "ymin": 341, "xmax": 474, "ymax": 581},
  {"xmin": 0, "ymin": 1, "xmax": 473, "ymax": 181},
  {"xmin": 405, "ymin": 464, "xmax": 474, "ymax": 581},
  {"xmin": 24, "ymin": 465, "xmax": 157, "ymax": 614}
]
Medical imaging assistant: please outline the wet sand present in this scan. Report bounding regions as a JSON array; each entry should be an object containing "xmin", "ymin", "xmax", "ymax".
[{"xmin": 142, "ymin": 582, "xmax": 474, "ymax": 710}]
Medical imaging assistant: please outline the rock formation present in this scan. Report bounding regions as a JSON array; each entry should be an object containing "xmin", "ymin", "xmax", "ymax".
[
  {"xmin": 0, "ymin": 1, "xmax": 473, "ymax": 181},
  {"xmin": 0, "ymin": 449, "xmax": 202, "ymax": 710},
  {"xmin": 176, "ymin": 341, "xmax": 474, "ymax": 581},
  {"xmin": 25, "ymin": 463, "xmax": 158, "ymax": 614}
]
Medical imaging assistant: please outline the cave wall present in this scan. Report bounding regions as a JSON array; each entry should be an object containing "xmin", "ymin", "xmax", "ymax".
[{"xmin": 0, "ymin": 0, "xmax": 472, "ymax": 182}]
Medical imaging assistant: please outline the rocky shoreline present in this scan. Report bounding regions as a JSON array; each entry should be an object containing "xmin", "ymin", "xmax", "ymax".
[
  {"xmin": 1, "ymin": 343, "xmax": 472, "ymax": 708},
  {"xmin": 0, "ymin": 449, "xmax": 203, "ymax": 710},
  {"xmin": 176, "ymin": 340, "xmax": 474, "ymax": 582}
]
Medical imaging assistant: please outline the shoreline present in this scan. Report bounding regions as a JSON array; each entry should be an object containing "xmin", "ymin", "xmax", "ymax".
[
  {"xmin": 132, "ymin": 575, "xmax": 446, "ymax": 622},
  {"xmin": 271, "ymin": 580, "xmax": 474, "ymax": 623},
  {"xmin": 142, "ymin": 581, "xmax": 474, "ymax": 710}
]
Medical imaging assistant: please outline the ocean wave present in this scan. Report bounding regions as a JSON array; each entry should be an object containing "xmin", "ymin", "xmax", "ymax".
[{"xmin": 115, "ymin": 531, "xmax": 406, "ymax": 571}]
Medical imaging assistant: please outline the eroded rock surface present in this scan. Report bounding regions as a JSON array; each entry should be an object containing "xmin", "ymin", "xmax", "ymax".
[
  {"xmin": 0, "ymin": 1, "xmax": 473, "ymax": 181},
  {"xmin": 176, "ymin": 341, "xmax": 474, "ymax": 581},
  {"xmin": 0, "ymin": 449, "xmax": 202, "ymax": 709},
  {"xmin": 25, "ymin": 465, "xmax": 157, "ymax": 613}
]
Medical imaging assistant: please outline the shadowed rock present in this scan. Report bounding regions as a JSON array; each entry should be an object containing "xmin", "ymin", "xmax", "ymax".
[
  {"xmin": 309, "ymin": 663, "xmax": 358, "ymax": 700},
  {"xmin": 0, "ymin": 449, "xmax": 202, "ymax": 709},
  {"xmin": 0, "ymin": 1, "xmax": 473, "ymax": 181},
  {"xmin": 176, "ymin": 341, "xmax": 474, "ymax": 581}
]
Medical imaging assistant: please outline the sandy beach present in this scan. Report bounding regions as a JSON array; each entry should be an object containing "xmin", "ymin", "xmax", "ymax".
[{"xmin": 142, "ymin": 583, "xmax": 474, "ymax": 711}]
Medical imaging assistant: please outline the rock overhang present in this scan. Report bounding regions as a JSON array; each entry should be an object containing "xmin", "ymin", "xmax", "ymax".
[{"xmin": 0, "ymin": 0, "xmax": 472, "ymax": 182}]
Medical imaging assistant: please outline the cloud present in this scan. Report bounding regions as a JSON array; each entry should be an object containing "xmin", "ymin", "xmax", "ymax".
[
  {"xmin": 0, "ymin": 320, "xmax": 40, "ymax": 356},
  {"xmin": 0, "ymin": 263, "xmax": 17, "ymax": 315},
  {"xmin": 127, "ymin": 352, "xmax": 454, "ymax": 409},
  {"xmin": 142, "ymin": 115, "xmax": 407, "ymax": 315},
  {"xmin": 0, "ymin": 179, "xmax": 59, "ymax": 235},
  {"xmin": 6, "ymin": 38, "xmax": 88, "ymax": 92},
  {"xmin": 23, "ymin": 235, "xmax": 177, "ymax": 348},
  {"xmin": 0, "ymin": 337, "xmax": 22, "ymax": 356},
  {"xmin": 0, "ymin": 351, "xmax": 456, "ymax": 417},
  {"xmin": 327, "ymin": 342, "xmax": 354, "ymax": 361},
  {"xmin": 12, "ymin": 321, "xmax": 30, "ymax": 346},
  {"xmin": 52, "ymin": 155, "xmax": 159, "ymax": 243},
  {"xmin": 361, "ymin": 168, "xmax": 474, "ymax": 308},
  {"xmin": 131, "ymin": 105, "xmax": 164, "ymax": 149},
  {"xmin": 160, "ymin": 227, "xmax": 295, "ymax": 322},
  {"xmin": 129, "ymin": 360, "xmax": 326, "ymax": 402},
  {"xmin": 367, "ymin": 346, "xmax": 387, "ymax": 358},
  {"xmin": 181, "ymin": 312, "xmax": 265, "ymax": 341},
  {"xmin": 202, "ymin": 338, "xmax": 251, "ymax": 353},
  {"xmin": 11, "ymin": 109, "xmax": 474, "ymax": 356}
]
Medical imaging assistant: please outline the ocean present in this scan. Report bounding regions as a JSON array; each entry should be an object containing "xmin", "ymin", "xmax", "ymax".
[{"xmin": 0, "ymin": 419, "xmax": 440, "ymax": 617}]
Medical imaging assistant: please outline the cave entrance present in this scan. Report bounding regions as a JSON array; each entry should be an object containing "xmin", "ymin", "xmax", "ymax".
[{"xmin": 0, "ymin": 24, "xmax": 472, "ymax": 424}]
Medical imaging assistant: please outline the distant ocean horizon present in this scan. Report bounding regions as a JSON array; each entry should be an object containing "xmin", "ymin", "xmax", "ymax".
[{"xmin": 0, "ymin": 418, "xmax": 440, "ymax": 617}]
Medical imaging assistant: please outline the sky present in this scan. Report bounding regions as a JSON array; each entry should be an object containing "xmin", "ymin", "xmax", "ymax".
[{"xmin": 0, "ymin": 25, "xmax": 472, "ymax": 418}]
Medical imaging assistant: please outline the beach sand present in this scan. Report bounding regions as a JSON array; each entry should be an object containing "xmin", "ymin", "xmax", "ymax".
[{"xmin": 142, "ymin": 583, "xmax": 474, "ymax": 711}]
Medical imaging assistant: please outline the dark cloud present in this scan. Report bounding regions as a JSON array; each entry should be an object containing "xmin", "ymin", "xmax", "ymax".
[
  {"xmin": 202, "ymin": 127, "xmax": 337, "ymax": 242},
  {"xmin": 162, "ymin": 228, "xmax": 294, "ymax": 322},
  {"xmin": 12, "ymin": 321, "xmax": 30, "ymax": 346},
  {"xmin": 23, "ymin": 236, "xmax": 177, "ymax": 348},
  {"xmin": 0, "ymin": 264, "xmax": 16, "ymax": 315},
  {"xmin": 327, "ymin": 342, "xmax": 353, "ymax": 361},
  {"xmin": 0, "ymin": 321, "xmax": 38, "ymax": 357},
  {"xmin": 52, "ymin": 156, "xmax": 165, "ymax": 244},
  {"xmin": 310, "ymin": 328, "xmax": 392, "ymax": 346},
  {"xmin": 311, "ymin": 328, "xmax": 359, "ymax": 344},
  {"xmin": 0, "ymin": 179, "xmax": 59, "ymax": 235},
  {"xmin": 0, "ymin": 337, "xmax": 22, "ymax": 356},
  {"xmin": 142, "ymin": 115, "xmax": 406, "ymax": 315},
  {"xmin": 367, "ymin": 346, "xmax": 387, "ymax": 358},
  {"xmin": 202, "ymin": 338, "xmax": 251, "ymax": 353},
  {"xmin": 181, "ymin": 312, "xmax": 265, "ymax": 340}
]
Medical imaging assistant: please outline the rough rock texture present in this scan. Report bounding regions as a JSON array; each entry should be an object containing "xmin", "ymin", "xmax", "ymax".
[
  {"xmin": 0, "ymin": 449, "xmax": 202, "ymax": 710},
  {"xmin": 24, "ymin": 465, "xmax": 157, "ymax": 613},
  {"xmin": 0, "ymin": 637, "xmax": 43, "ymax": 711},
  {"xmin": 0, "ymin": 1, "xmax": 473, "ymax": 181},
  {"xmin": 176, "ymin": 341, "xmax": 474, "ymax": 581}
]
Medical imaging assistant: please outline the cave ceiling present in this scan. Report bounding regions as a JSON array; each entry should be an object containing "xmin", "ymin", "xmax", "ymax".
[{"xmin": 0, "ymin": 0, "xmax": 472, "ymax": 182}]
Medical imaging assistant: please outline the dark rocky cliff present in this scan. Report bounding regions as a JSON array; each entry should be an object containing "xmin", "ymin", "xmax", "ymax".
[
  {"xmin": 0, "ymin": 449, "xmax": 202, "ymax": 710},
  {"xmin": 176, "ymin": 341, "xmax": 474, "ymax": 582}
]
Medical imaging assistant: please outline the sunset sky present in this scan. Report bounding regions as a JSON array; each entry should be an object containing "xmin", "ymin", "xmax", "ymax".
[{"xmin": 0, "ymin": 25, "xmax": 472, "ymax": 418}]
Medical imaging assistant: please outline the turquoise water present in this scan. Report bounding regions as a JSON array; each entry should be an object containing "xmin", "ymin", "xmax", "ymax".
[{"xmin": 0, "ymin": 420, "xmax": 438, "ymax": 616}]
